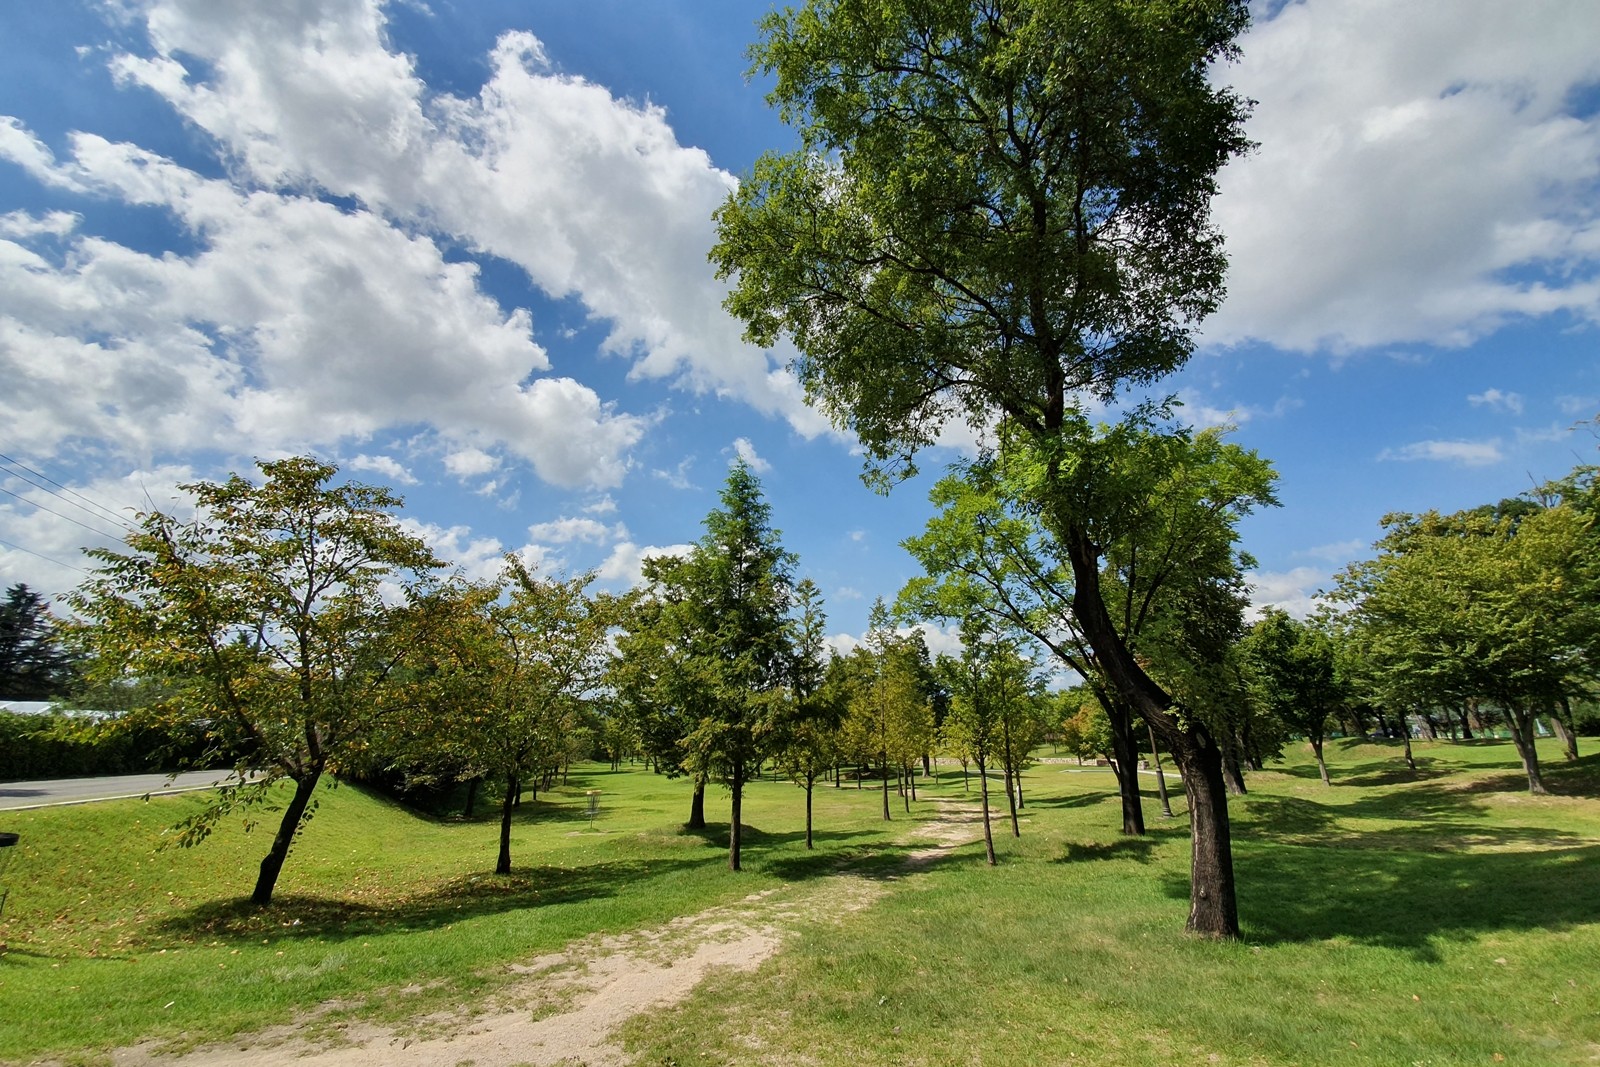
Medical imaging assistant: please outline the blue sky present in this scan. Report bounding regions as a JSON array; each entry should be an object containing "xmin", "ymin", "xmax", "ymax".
[{"xmin": 1, "ymin": 0, "xmax": 1597, "ymax": 653}]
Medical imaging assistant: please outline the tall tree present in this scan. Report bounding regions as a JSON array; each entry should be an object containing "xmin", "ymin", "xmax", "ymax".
[
  {"xmin": 67, "ymin": 457, "xmax": 443, "ymax": 905},
  {"xmin": 713, "ymin": 0, "xmax": 1254, "ymax": 934},
  {"xmin": 620, "ymin": 461, "xmax": 797, "ymax": 870},
  {"xmin": 0, "ymin": 584, "xmax": 77, "ymax": 700}
]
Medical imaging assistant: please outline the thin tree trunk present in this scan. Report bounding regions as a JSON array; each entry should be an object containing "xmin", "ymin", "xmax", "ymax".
[
  {"xmin": 496, "ymin": 774, "xmax": 517, "ymax": 875},
  {"xmin": 1506, "ymin": 705, "xmax": 1548, "ymax": 795},
  {"xmin": 978, "ymin": 755, "xmax": 996, "ymax": 866},
  {"xmin": 462, "ymin": 776, "xmax": 479, "ymax": 818},
  {"xmin": 1147, "ymin": 721, "xmax": 1174, "ymax": 818},
  {"xmin": 1312, "ymin": 738, "xmax": 1331, "ymax": 786},
  {"xmin": 729, "ymin": 764, "xmax": 744, "ymax": 871},
  {"xmin": 1221, "ymin": 743, "xmax": 1248, "ymax": 797},
  {"xmin": 252, "ymin": 770, "xmax": 321, "ymax": 906},
  {"xmin": 1003, "ymin": 762, "xmax": 1020, "ymax": 838},
  {"xmin": 805, "ymin": 778, "xmax": 814, "ymax": 849},
  {"xmin": 1401, "ymin": 718, "xmax": 1417, "ymax": 772},
  {"xmin": 881, "ymin": 755, "xmax": 891, "ymax": 820},
  {"xmin": 1554, "ymin": 696, "xmax": 1579, "ymax": 761},
  {"xmin": 1457, "ymin": 703, "xmax": 1474, "ymax": 740}
]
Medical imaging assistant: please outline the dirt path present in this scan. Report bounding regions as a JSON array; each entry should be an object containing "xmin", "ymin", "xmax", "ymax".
[{"xmin": 108, "ymin": 803, "xmax": 983, "ymax": 1067}]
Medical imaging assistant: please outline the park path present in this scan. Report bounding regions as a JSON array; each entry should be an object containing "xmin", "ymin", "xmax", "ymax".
[{"xmin": 108, "ymin": 800, "xmax": 983, "ymax": 1067}]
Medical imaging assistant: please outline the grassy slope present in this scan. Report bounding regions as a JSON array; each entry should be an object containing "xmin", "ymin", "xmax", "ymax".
[
  {"xmin": 622, "ymin": 739, "xmax": 1600, "ymax": 1067},
  {"xmin": 2, "ymin": 738, "xmax": 1597, "ymax": 1066},
  {"xmin": 0, "ymin": 766, "xmax": 900, "ymax": 1064}
]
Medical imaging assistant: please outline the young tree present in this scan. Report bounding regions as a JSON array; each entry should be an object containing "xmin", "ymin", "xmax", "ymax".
[
  {"xmin": 67, "ymin": 457, "xmax": 443, "ymax": 905},
  {"xmin": 408, "ymin": 564, "xmax": 621, "ymax": 873},
  {"xmin": 1243, "ymin": 610, "xmax": 1344, "ymax": 786},
  {"xmin": 619, "ymin": 461, "xmax": 797, "ymax": 869},
  {"xmin": 775, "ymin": 579, "xmax": 842, "ymax": 848},
  {"xmin": 847, "ymin": 600, "xmax": 935, "ymax": 820},
  {"xmin": 0, "ymin": 584, "xmax": 77, "ymax": 700}
]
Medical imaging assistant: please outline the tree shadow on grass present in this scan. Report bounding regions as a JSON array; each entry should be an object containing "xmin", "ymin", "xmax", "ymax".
[
  {"xmin": 1228, "ymin": 842, "xmax": 1600, "ymax": 960},
  {"xmin": 1020, "ymin": 790, "xmax": 1118, "ymax": 811},
  {"xmin": 1055, "ymin": 837, "xmax": 1161, "ymax": 864},
  {"xmin": 151, "ymin": 854, "xmax": 711, "ymax": 944}
]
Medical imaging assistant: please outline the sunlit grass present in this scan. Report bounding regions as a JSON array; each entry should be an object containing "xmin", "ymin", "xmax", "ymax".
[
  {"xmin": 0, "ymin": 764, "xmax": 900, "ymax": 1063},
  {"xmin": 2, "ymin": 738, "xmax": 1597, "ymax": 1065}
]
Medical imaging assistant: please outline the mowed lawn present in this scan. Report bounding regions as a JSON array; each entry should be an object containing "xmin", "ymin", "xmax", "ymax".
[{"xmin": 1, "ymin": 738, "xmax": 1597, "ymax": 1066}]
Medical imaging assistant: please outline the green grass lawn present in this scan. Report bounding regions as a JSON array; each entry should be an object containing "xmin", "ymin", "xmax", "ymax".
[{"xmin": 2, "ymin": 738, "xmax": 1597, "ymax": 1065}]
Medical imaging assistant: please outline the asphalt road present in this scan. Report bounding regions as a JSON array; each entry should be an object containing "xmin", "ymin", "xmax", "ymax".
[{"xmin": 0, "ymin": 770, "xmax": 251, "ymax": 811}]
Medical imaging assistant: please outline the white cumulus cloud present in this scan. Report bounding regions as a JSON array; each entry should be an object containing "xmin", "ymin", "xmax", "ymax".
[{"xmin": 1209, "ymin": 0, "xmax": 1600, "ymax": 352}]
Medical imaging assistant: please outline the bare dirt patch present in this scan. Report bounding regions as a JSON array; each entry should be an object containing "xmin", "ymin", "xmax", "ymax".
[{"xmin": 104, "ymin": 808, "xmax": 983, "ymax": 1067}]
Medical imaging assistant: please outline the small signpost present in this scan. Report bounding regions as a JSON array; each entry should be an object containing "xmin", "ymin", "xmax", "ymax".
[{"xmin": 585, "ymin": 790, "xmax": 601, "ymax": 830}]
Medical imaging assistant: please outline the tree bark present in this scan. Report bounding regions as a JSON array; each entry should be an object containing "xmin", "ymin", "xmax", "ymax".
[
  {"xmin": 1004, "ymin": 760, "xmax": 1020, "ymax": 838},
  {"xmin": 688, "ymin": 775, "xmax": 707, "ymax": 829},
  {"xmin": 1456, "ymin": 703, "xmax": 1474, "ymax": 740},
  {"xmin": 1506, "ymin": 705, "xmax": 1548, "ymax": 795},
  {"xmin": 1105, "ymin": 708, "xmax": 1147, "ymax": 834},
  {"xmin": 462, "ymin": 776, "xmax": 479, "ymax": 818},
  {"xmin": 729, "ymin": 763, "xmax": 744, "ymax": 871},
  {"xmin": 496, "ymin": 774, "xmax": 518, "ymax": 875},
  {"xmin": 1553, "ymin": 696, "xmax": 1579, "ymax": 761},
  {"xmin": 978, "ymin": 754, "xmax": 996, "ymax": 866},
  {"xmin": 881, "ymin": 755, "xmax": 891, "ymax": 820},
  {"xmin": 805, "ymin": 778, "xmax": 814, "ymax": 849},
  {"xmin": 1220, "ymin": 744, "xmax": 1248, "ymax": 797},
  {"xmin": 252, "ymin": 770, "xmax": 321, "ymax": 906},
  {"xmin": 1061, "ymin": 520, "xmax": 1239, "ymax": 938},
  {"xmin": 1311, "ymin": 738, "xmax": 1331, "ymax": 786}
]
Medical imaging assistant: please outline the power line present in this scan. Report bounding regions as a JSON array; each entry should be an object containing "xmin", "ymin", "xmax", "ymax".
[
  {"xmin": 0, "ymin": 453, "xmax": 134, "ymax": 531},
  {"xmin": 0, "ymin": 484, "xmax": 128, "ymax": 542},
  {"xmin": 0, "ymin": 536, "xmax": 88, "ymax": 578}
]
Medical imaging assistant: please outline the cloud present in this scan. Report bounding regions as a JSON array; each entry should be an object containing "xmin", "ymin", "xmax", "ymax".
[
  {"xmin": 103, "ymin": 0, "xmax": 832, "ymax": 438},
  {"xmin": 443, "ymin": 447, "xmax": 500, "ymax": 479},
  {"xmin": 1246, "ymin": 566, "xmax": 1328, "ymax": 620},
  {"xmin": 1208, "ymin": 0, "xmax": 1600, "ymax": 352},
  {"xmin": 1468, "ymin": 388, "xmax": 1525, "ymax": 415},
  {"xmin": 396, "ymin": 519, "xmax": 509, "ymax": 584},
  {"xmin": 526, "ymin": 517, "xmax": 624, "ymax": 545},
  {"xmin": 0, "ymin": 130, "xmax": 645, "ymax": 485},
  {"xmin": 596, "ymin": 540, "xmax": 693, "ymax": 587},
  {"xmin": 347, "ymin": 453, "xmax": 417, "ymax": 485},
  {"xmin": 731, "ymin": 437, "xmax": 771, "ymax": 473},
  {"xmin": 1378, "ymin": 438, "xmax": 1505, "ymax": 466},
  {"xmin": 1557, "ymin": 395, "xmax": 1599, "ymax": 417}
]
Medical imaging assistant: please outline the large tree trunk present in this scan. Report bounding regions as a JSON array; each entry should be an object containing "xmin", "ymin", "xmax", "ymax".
[
  {"xmin": 252, "ymin": 770, "xmax": 321, "ymax": 906},
  {"xmin": 1456, "ymin": 703, "xmax": 1474, "ymax": 740},
  {"xmin": 1311, "ymin": 738, "xmax": 1331, "ymax": 786},
  {"xmin": 1148, "ymin": 721, "xmax": 1175, "ymax": 818},
  {"xmin": 688, "ymin": 774, "xmax": 707, "ymax": 829},
  {"xmin": 1506, "ymin": 705, "xmax": 1548, "ymax": 795},
  {"xmin": 729, "ymin": 763, "xmax": 744, "ymax": 871},
  {"xmin": 1062, "ymin": 522, "xmax": 1239, "ymax": 939},
  {"xmin": 496, "ymin": 774, "xmax": 518, "ymax": 875},
  {"xmin": 1105, "ymin": 701, "xmax": 1147, "ymax": 834}
]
